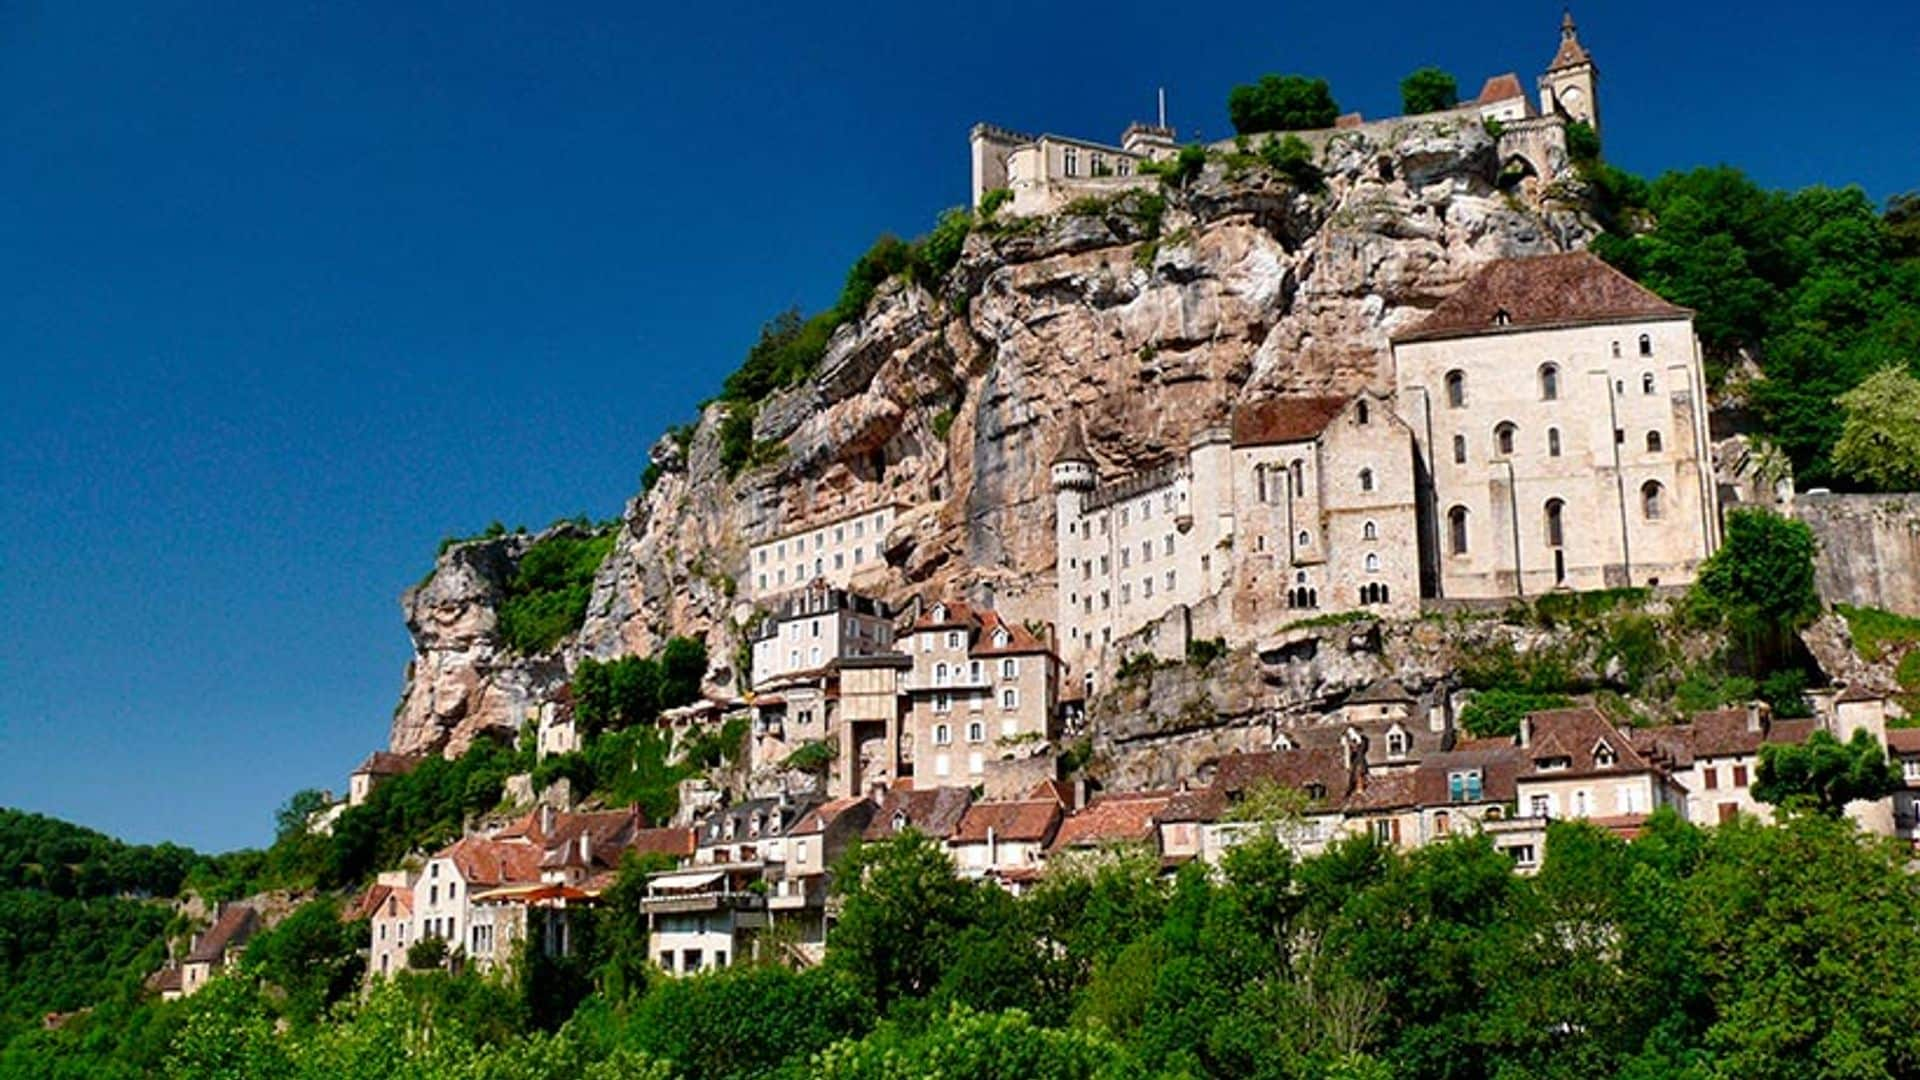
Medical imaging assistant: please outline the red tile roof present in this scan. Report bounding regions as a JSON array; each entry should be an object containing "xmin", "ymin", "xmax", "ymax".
[
  {"xmin": 1344, "ymin": 770, "xmax": 1420, "ymax": 812},
  {"xmin": 186, "ymin": 905, "xmax": 259, "ymax": 965},
  {"xmin": 626, "ymin": 827, "xmax": 697, "ymax": 860},
  {"xmin": 1230, "ymin": 396, "xmax": 1352, "ymax": 448},
  {"xmin": 1521, "ymin": 708, "xmax": 1658, "ymax": 779},
  {"xmin": 354, "ymin": 751, "xmax": 422, "ymax": 778},
  {"xmin": 342, "ymin": 884, "xmax": 402, "ymax": 923},
  {"xmin": 1547, "ymin": 13, "xmax": 1592, "ymax": 71},
  {"xmin": 1154, "ymin": 786, "xmax": 1229, "ymax": 824},
  {"xmin": 865, "ymin": 787, "xmax": 975, "ymax": 841},
  {"xmin": 145, "ymin": 966, "xmax": 183, "ymax": 994},
  {"xmin": 1214, "ymin": 748, "xmax": 1354, "ymax": 806},
  {"xmin": 1476, "ymin": 73, "xmax": 1525, "ymax": 104},
  {"xmin": 790, "ymin": 796, "xmax": 868, "ymax": 835},
  {"xmin": 1888, "ymin": 729, "xmax": 1920, "ymax": 755},
  {"xmin": 1049, "ymin": 791, "xmax": 1174, "ymax": 852},
  {"xmin": 952, "ymin": 800, "xmax": 1063, "ymax": 844},
  {"xmin": 434, "ymin": 836, "xmax": 544, "ymax": 887},
  {"xmin": 1392, "ymin": 252, "xmax": 1689, "ymax": 343}
]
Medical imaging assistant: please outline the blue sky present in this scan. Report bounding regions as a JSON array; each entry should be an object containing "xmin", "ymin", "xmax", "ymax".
[{"xmin": 2, "ymin": 1, "xmax": 1914, "ymax": 851}]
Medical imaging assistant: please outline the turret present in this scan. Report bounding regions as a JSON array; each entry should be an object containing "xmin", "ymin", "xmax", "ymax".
[
  {"xmin": 1049, "ymin": 417, "xmax": 1096, "ymax": 494},
  {"xmin": 1539, "ymin": 9, "xmax": 1600, "ymax": 134}
]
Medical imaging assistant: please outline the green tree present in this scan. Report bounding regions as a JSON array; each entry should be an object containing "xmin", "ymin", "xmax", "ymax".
[
  {"xmin": 273, "ymin": 790, "xmax": 331, "ymax": 844},
  {"xmin": 658, "ymin": 636, "xmax": 709, "ymax": 709},
  {"xmin": 813, "ymin": 1005, "xmax": 1133, "ymax": 1080},
  {"xmin": 1754, "ymin": 728, "xmax": 1901, "ymax": 816},
  {"xmin": 1831, "ymin": 366, "xmax": 1920, "ymax": 491},
  {"xmin": 627, "ymin": 965, "xmax": 871, "ymax": 1079},
  {"xmin": 1458, "ymin": 688, "xmax": 1573, "ymax": 738},
  {"xmin": 239, "ymin": 897, "xmax": 365, "ymax": 1025},
  {"xmin": 1689, "ymin": 509, "xmax": 1821, "ymax": 669},
  {"xmin": 1398, "ymin": 67, "xmax": 1458, "ymax": 115},
  {"xmin": 1227, "ymin": 74, "xmax": 1339, "ymax": 135},
  {"xmin": 828, "ymin": 831, "xmax": 987, "ymax": 1008}
]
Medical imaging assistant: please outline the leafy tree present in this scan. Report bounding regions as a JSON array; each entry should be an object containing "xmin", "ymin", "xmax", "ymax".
[
  {"xmin": 1398, "ymin": 67, "xmax": 1458, "ymax": 115},
  {"xmin": 406, "ymin": 935, "xmax": 449, "ymax": 971},
  {"xmin": 1689, "ymin": 509, "xmax": 1821, "ymax": 669},
  {"xmin": 496, "ymin": 530, "xmax": 615, "ymax": 654},
  {"xmin": 1754, "ymin": 728, "xmax": 1901, "ymax": 816},
  {"xmin": 1227, "ymin": 74, "xmax": 1339, "ymax": 134},
  {"xmin": 273, "ymin": 790, "xmax": 332, "ymax": 845},
  {"xmin": 627, "ymin": 965, "xmax": 871, "ymax": 1079},
  {"xmin": 828, "ymin": 831, "xmax": 988, "ymax": 1008},
  {"xmin": 813, "ymin": 1005, "xmax": 1132, "ymax": 1079},
  {"xmin": 239, "ymin": 897, "xmax": 365, "ymax": 1025},
  {"xmin": 1458, "ymin": 688, "xmax": 1572, "ymax": 738},
  {"xmin": 1258, "ymin": 134, "xmax": 1323, "ymax": 190},
  {"xmin": 1889, "ymin": 191, "xmax": 1920, "ymax": 262},
  {"xmin": 658, "ymin": 636, "xmax": 709, "ymax": 709},
  {"xmin": 571, "ymin": 655, "xmax": 662, "ymax": 735},
  {"xmin": 1831, "ymin": 366, "xmax": 1920, "ymax": 491}
]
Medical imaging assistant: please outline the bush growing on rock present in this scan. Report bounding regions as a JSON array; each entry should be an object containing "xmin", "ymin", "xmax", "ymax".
[{"xmin": 1227, "ymin": 74, "xmax": 1339, "ymax": 135}]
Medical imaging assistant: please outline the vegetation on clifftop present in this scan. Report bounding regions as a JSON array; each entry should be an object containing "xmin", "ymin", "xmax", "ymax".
[{"xmin": 497, "ymin": 529, "xmax": 616, "ymax": 655}]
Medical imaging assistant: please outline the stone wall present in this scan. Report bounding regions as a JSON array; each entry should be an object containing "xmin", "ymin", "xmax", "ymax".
[{"xmin": 1796, "ymin": 493, "xmax": 1920, "ymax": 617}]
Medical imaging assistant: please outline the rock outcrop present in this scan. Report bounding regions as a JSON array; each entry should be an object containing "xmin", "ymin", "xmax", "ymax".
[{"xmin": 390, "ymin": 115, "xmax": 1599, "ymax": 756}]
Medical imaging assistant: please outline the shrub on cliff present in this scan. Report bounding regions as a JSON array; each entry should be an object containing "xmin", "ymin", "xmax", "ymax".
[
  {"xmin": 497, "ymin": 530, "xmax": 614, "ymax": 655},
  {"xmin": 1227, "ymin": 74, "xmax": 1338, "ymax": 135},
  {"xmin": 1399, "ymin": 67, "xmax": 1458, "ymax": 115},
  {"xmin": 1689, "ymin": 509, "xmax": 1820, "ymax": 670},
  {"xmin": 1831, "ymin": 366, "xmax": 1920, "ymax": 491}
]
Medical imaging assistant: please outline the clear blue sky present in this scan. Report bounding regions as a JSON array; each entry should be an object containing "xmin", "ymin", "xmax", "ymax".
[{"xmin": 2, "ymin": 1, "xmax": 1914, "ymax": 851}]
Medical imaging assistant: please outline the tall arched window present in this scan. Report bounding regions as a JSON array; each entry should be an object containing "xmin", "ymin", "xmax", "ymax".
[
  {"xmin": 1539, "ymin": 363, "xmax": 1560, "ymax": 401},
  {"xmin": 1642, "ymin": 372, "xmax": 1656, "ymax": 395},
  {"xmin": 1364, "ymin": 552, "xmax": 1380, "ymax": 572},
  {"xmin": 1495, "ymin": 422, "xmax": 1516, "ymax": 457},
  {"xmin": 1545, "ymin": 499, "xmax": 1565, "ymax": 548},
  {"xmin": 1638, "ymin": 334, "xmax": 1653, "ymax": 357},
  {"xmin": 1363, "ymin": 520, "xmax": 1378, "ymax": 541},
  {"xmin": 1448, "ymin": 506, "xmax": 1470, "ymax": 555},
  {"xmin": 1359, "ymin": 467, "xmax": 1375, "ymax": 492},
  {"xmin": 1445, "ymin": 370, "xmax": 1466, "ymax": 408},
  {"xmin": 1356, "ymin": 400, "xmax": 1370, "ymax": 424},
  {"xmin": 1290, "ymin": 459, "xmax": 1304, "ymax": 493},
  {"xmin": 1547, "ymin": 427, "xmax": 1562, "ymax": 457},
  {"xmin": 1641, "ymin": 481, "xmax": 1665, "ymax": 520},
  {"xmin": 1452, "ymin": 434, "xmax": 1467, "ymax": 464},
  {"xmin": 1646, "ymin": 430, "xmax": 1663, "ymax": 453}
]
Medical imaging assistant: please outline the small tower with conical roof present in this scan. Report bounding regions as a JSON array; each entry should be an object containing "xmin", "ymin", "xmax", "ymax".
[
  {"xmin": 1539, "ymin": 10, "xmax": 1600, "ymax": 135},
  {"xmin": 1050, "ymin": 416, "xmax": 1096, "ymax": 506}
]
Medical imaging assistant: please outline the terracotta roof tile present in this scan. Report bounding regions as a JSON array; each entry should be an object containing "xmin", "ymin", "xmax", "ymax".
[
  {"xmin": 1155, "ymin": 786, "xmax": 1229, "ymax": 824},
  {"xmin": 1214, "ymin": 748, "xmax": 1354, "ymax": 806},
  {"xmin": 952, "ymin": 800, "xmax": 1063, "ymax": 844},
  {"xmin": 354, "ymin": 751, "xmax": 422, "ymax": 778},
  {"xmin": 1521, "ymin": 708, "xmax": 1656, "ymax": 778},
  {"xmin": 434, "ymin": 836, "xmax": 544, "ymax": 887},
  {"xmin": 1393, "ymin": 252, "xmax": 1688, "ymax": 343},
  {"xmin": 1344, "ymin": 770, "xmax": 1419, "ymax": 812},
  {"xmin": 864, "ymin": 787, "xmax": 975, "ymax": 841},
  {"xmin": 1051, "ymin": 416, "xmax": 1093, "ymax": 466},
  {"xmin": 1230, "ymin": 396, "xmax": 1352, "ymax": 448},
  {"xmin": 1476, "ymin": 73, "xmax": 1526, "ymax": 104},
  {"xmin": 1889, "ymin": 729, "xmax": 1920, "ymax": 755},
  {"xmin": 626, "ymin": 827, "xmax": 697, "ymax": 860},
  {"xmin": 1547, "ymin": 13, "xmax": 1592, "ymax": 71},
  {"xmin": 1413, "ymin": 743, "xmax": 1528, "ymax": 805},
  {"xmin": 186, "ymin": 905, "xmax": 259, "ymax": 965},
  {"xmin": 1049, "ymin": 791, "xmax": 1174, "ymax": 852}
]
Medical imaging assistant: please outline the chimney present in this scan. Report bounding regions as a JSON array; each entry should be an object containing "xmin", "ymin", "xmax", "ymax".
[
  {"xmin": 1071, "ymin": 777, "xmax": 1091, "ymax": 811},
  {"xmin": 1746, "ymin": 699, "xmax": 1771, "ymax": 734},
  {"xmin": 578, "ymin": 832, "xmax": 591, "ymax": 866},
  {"xmin": 1517, "ymin": 716, "xmax": 1532, "ymax": 748},
  {"xmin": 539, "ymin": 803, "xmax": 556, "ymax": 839}
]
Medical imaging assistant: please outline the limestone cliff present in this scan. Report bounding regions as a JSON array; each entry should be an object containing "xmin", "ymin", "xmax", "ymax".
[{"xmin": 390, "ymin": 115, "xmax": 1595, "ymax": 757}]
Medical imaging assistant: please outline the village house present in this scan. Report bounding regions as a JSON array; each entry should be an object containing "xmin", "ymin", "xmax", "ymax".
[
  {"xmin": 865, "ymin": 784, "xmax": 975, "ymax": 845},
  {"xmin": 692, "ymin": 795, "xmax": 819, "ymax": 867},
  {"xmin": 898, "ymin": 600, "xmax": 1064, "ymax": 797},
  {"xmin": 948, "ymin": 796, "xmax": 1063, "ymax": 890},
  {"xmin": 745, "ymin": 503, "xmax": 904, "ymax": 600},
  {"xmin": 179, "ymin": 904, "xmax": 259, "ymax": 997},
  {"xmin": 1512, "ymin": 708, "xmax": 1688, "ymax": 825},
  {"xmin": 1632, "ymin": 704, "xmax": 1815, "ymax": 826},
  {"xmin": 348, "ymin": 751, "xmax": 421, "ymax": 807},
  {"xmin": 344, "ymin": 873, "xmax": 415, "ymax": 979},
  {"xmin": 1049, "ymin": 790, "xmax": 1174, "ymax": 860},
  {"xmin": 643, "ymin": 861, "xmax": 768, "ymax": 976},
  {"xmin": 767, "ymin": 796, "xmax": 874, "ymax": 960}
]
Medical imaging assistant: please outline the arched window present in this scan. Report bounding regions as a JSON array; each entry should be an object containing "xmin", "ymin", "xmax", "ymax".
[
  {"xmin": 1297, "ymin": 530, "xmax": 1311, "ymax": 549},
  {"xmin": 1638, "ymin": 334, "xmax": 1653, "ymax": 357},
  {"xmin": 1363, "ymin": 520, "xmax": 1378, "ymax": 541},
  {"xmin": 1539, "ymin": 363, "xmax": 1560, "ymax": 401},
  {"xmin": 1547, "ymin": 427, "xmax": 1562, "ymax": 457},
  {"xmin": 1642, "ymin": 372, "xmax": 1656, "ymax": 395},
  {"xmin": 1356, "ymin": 400, "xmax": 1370, "ymax": 424},
  {"xmin": 1495, "ymin": 422, "xmax": 1516, "ymax": 457},
  {"xmin": 1611, "ymin": 341, "xmax": 1622, "ymax": 359},
  {"xmin": 1452, "ymin": 434, "xmax": 1467, "ymax": 464},
  {"xmin": 1646, "ymin": 430, "xmax": 1663, "ymax": 453},
  {"xmin": 1290, "ymin": 459, "xmax": 1304, "ymax": 493},
  {"xmin": 1448, "ymin": 506, "xmax": 1470, "ymax": 555},
  {"xmin": 1641, "ymin": 481, "xmax": 1665, "ymax": 520},
  {"xmin": 1445, "ymin": 370, "xmax": 1466, "ymax": 408},
  {"xmin": 935, "ymin": 662, "xmax": 949, "ymax": 686},
  {"xmin": 1434, "ymin": 811, "xmax": 1450, "ymax": 836},
  {"xmin": 1365, "ymin": 552, "xmax": 1381, "ymax": 572},
  {"xmin": 934, "ymin": 723, "xmax": 951, "ymax": 746},
  {"xmin": 1545, "ymin": 498, "xmax": 1565, "ymax": 548},
  {"xmin": 1359, "ymin": 468, "xmax": 1375, "ymax": 493}
]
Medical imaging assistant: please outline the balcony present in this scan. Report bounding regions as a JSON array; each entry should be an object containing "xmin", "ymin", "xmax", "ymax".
[{"xmin": 642, "ymin": 869, "xmax": 769, "ymax": 915}]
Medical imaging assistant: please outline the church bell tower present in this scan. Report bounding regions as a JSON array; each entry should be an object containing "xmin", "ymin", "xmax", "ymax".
[{"xmin": 1539, "ymin": 10, "xmax": 1600, "ymax": 135}]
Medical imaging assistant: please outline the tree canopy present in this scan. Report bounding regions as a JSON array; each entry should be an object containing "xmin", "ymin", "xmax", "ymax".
[
  {"xmin": 1398, "ymin": 67, "xmax": 1458, "ymax": 115},
  {"xmin": 1689, "ymin": 508, "xmax": 1821, "ymax": 669},
  {"xmin": 1227, "ymin": 74, "xmax": 1340, "ymax": 135},
  {"xmin": 1754, "ymin": 728, "xmax": 1902, "ymax": 816},
  {"xmin": 1831, "ymin": 366, "xmax": 1920, "ymax": 491}
]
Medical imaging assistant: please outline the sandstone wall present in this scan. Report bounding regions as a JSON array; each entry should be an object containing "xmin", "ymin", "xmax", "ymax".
[{"xmin": 1797, "ymin": 493, "xmax": 1920, "ymax": 617}]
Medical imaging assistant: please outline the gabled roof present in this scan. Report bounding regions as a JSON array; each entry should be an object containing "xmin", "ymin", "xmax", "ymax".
[
  {"xmin": 1049, "ymin": 791, "xmax": 1174, "ymax": 852},
  {"xmin": 1520, "ymin": 708, "xmax": 1657, "ymax": 778},
  {"xmin": 1214, "ymin": 748, "xmax": 1353, "ymax": 806},
  {"xmin": 1476, "ymin": 72, "xmax": 1526, "ymax": 104},
  {"xmin": 789, "ymin": 796, "xmax": 871, "ymax": 836},
  {"xmin": 865, "ymin": 787, "xmax": 975, "ymax": 841},
  {"xmin": 145, "ymin": 965, "xmax": 183, "ymax": 994},
  {"xmin": 1230, "ymin": 396, "xmax": 1352, "ymax": 448},
  {"xmin": 343, "ymin": 883, "xmax": 412, "ymax": 923},
  {"xmin": 433, "ymin": 836, "xmax": 544, "ymax": 887},
  {"xmin": 1348, "ymin": 679, "xmax": 1415, "ymax": 706},
  {"xmin": 1344, "ymin": 770, "xmax": 1420, "ymax": 813},
  {"xmin": 186, "ymin": 905, "xmax": 259, "ymax": 965},
  {"xmin": 971, "ymin": 609, "xmax": 1053, "ymax": 658},
  {"xmin": 1154, "ymin": 786, "xmax": 1229, "ymax": 824},
  {"xmin": 952, "ymin": 800, "xmax": 1063, "ymax": 845},
  {"xmin": 354, "ymin": 751, "xmax": 422, "ymax": 778},
  {"xmin": 627, "ymin": 827, "xmax": 697, "ymax": 860},
  {"xmin": 1412, "ymin": 743, "xmax": 1527, "ymax": 806},
  {"xmin": 1392, "ymin": 252, "xmax": 1689, "ymax": 344}
]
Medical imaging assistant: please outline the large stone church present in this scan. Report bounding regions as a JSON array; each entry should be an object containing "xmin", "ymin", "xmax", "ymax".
[{"xmin": 1053, "ymin": 252, "xmax": 1720, "ymax": 686}]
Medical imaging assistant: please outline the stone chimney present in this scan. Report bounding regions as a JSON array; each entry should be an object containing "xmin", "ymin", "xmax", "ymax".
[
  {"xmin": 1745, "ymin": 699, "xmax": 1773, "ymax": 734},
  {"xmin": 1517, "ymin": 715, "xmax": 1533, "ymax": 748},
  {"xmin": 578, "ymin": 832, "xmax": 591, "ymax": 866},
  {"xmin": 539, "ymin": 803, "xmax": 556, "ymax": 839}
]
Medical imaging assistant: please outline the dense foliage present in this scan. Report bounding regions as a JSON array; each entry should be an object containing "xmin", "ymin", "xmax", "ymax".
[
  {"xmin": 497, "ymin": 530, "xmax": 617, "ymax": 655},
  {"xmin": 1689, "ymin": 508, "xmax": 1821, "ymax": 670},
  {"xmin": 1831, "ymin": 367, "xmax": 1920, "ymax": 490},
  {"xmin": 0, "ymin": 888, "xmax": 174, "ymax": 1050},
  {"xmin": 1226, "ymin": 74, "xmax": 1339, "ymax": 135},
  {"xmin": 1591, "ymin": 169, "xmax": 1920, "ymax": 486},
  {"xmin": 1754, "ymin": 728, "xmax": 1902, "ymax": 816},
  {"xmin": 1398, "ymin": 67, "xmax": 1458, "ymax": 115},
  {"xmin": 25, "ymin": 813, "xmax": 1920, "ymax": 1078},
  {"xmin": 324, "ymin": 740, "xmax": 525, "ymax": 888}
]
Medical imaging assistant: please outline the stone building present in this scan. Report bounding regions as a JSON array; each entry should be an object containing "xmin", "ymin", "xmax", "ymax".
[
  {"xmin": 1053, "ymin": 392, "xmax": 1417, "ymax": 688},
  {"xmin": 1391, "ymin": 252, "xmax": 1720, "ymax": 600},
  {"xmin": 897, "ymin": 600, "xmax": 1063, "ymax": 796},
  {"xmin": 746, "ymin": 503, "xmax": 903, "ymax": 600},
  {"xmin": 968, "ymin": 121, "xmax": 1177, "ymax": 217}
]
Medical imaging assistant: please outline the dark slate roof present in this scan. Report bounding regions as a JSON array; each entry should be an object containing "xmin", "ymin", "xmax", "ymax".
[
  {"xmin": 186, "ymin": 905, "xmax": 259, "ymax": 965},
  {"xmin": 1393, "ymin": 252, "xmax": 1688, "ymax": 343},
  {"xmin": 864, "ymin": 787, "xmax": 975, "ymax": 841}
]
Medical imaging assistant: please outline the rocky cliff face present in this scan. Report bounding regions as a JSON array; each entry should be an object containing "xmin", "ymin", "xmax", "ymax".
[{"xmin": 390, "ymin": 116, "xmax": 1596, "ymax": 757}]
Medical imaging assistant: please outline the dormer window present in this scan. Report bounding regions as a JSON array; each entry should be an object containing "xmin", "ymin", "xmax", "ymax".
[
  {"xmin": 1304, "ymin": 782, "xmax": 1326, "ymax": 800},
  {"xmin": 1493, "ymin": 307, "xmax": 1512, "ymax": 327},
  {"xmin": 1593, "ymin": 741, "xmax": 1617, "ymax": 768},
  {"xmin": 1386, "ymin": 727, "xmax": 1410, "ymax": 758},
  {"xmin": 993, "ymin": 627, "xmax": 1011, "ymax": 648},
  {"xmin": 891, "ymin": 810, "xmax": 908, "ymax": 833},
  {"xmin": 931, "ymin": 603, "xmax": 947, "ymax": 622},
  {"xmin": 1537, "ymin": 755, "xmax": 1572, "ymax": 772},
  {"xmin": 1447, "ymin": 769, "xmax": 1483, "ymax": 802}
]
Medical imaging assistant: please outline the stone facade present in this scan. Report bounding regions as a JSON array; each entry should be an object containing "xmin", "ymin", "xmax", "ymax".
[
  {"xmin": 746, "ymin": 504, "xmax": 904, "ymax": 600},
  {"xmin": 970, "ymin": 122, "xmax": 1177, "ymax": 217},
  {"xmin": 1392, "ymin": 252, "xmax": 1720, "ymax": 599},
  {"xmin": 1796, "ymin": 492, "xmax": 1920, "ymax": 617},
  {"xmin": 898, "ymin": 601, "xmax": 1061, "ymax": 792}
]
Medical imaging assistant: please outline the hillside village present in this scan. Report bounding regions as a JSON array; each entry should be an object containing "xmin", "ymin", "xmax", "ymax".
[
  {"xmin": 107, "ymin": 14, "xmax": 1920, "ymax": 1002},
  {"xmin": 78, "ymin": 18, "xmax": 1920, "ymax": 1045}
]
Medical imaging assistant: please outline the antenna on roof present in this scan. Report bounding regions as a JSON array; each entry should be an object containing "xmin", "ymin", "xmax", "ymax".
[{"xmin": 1157, "ymin": 87, "xmax": 1167, "ymax": 129}]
